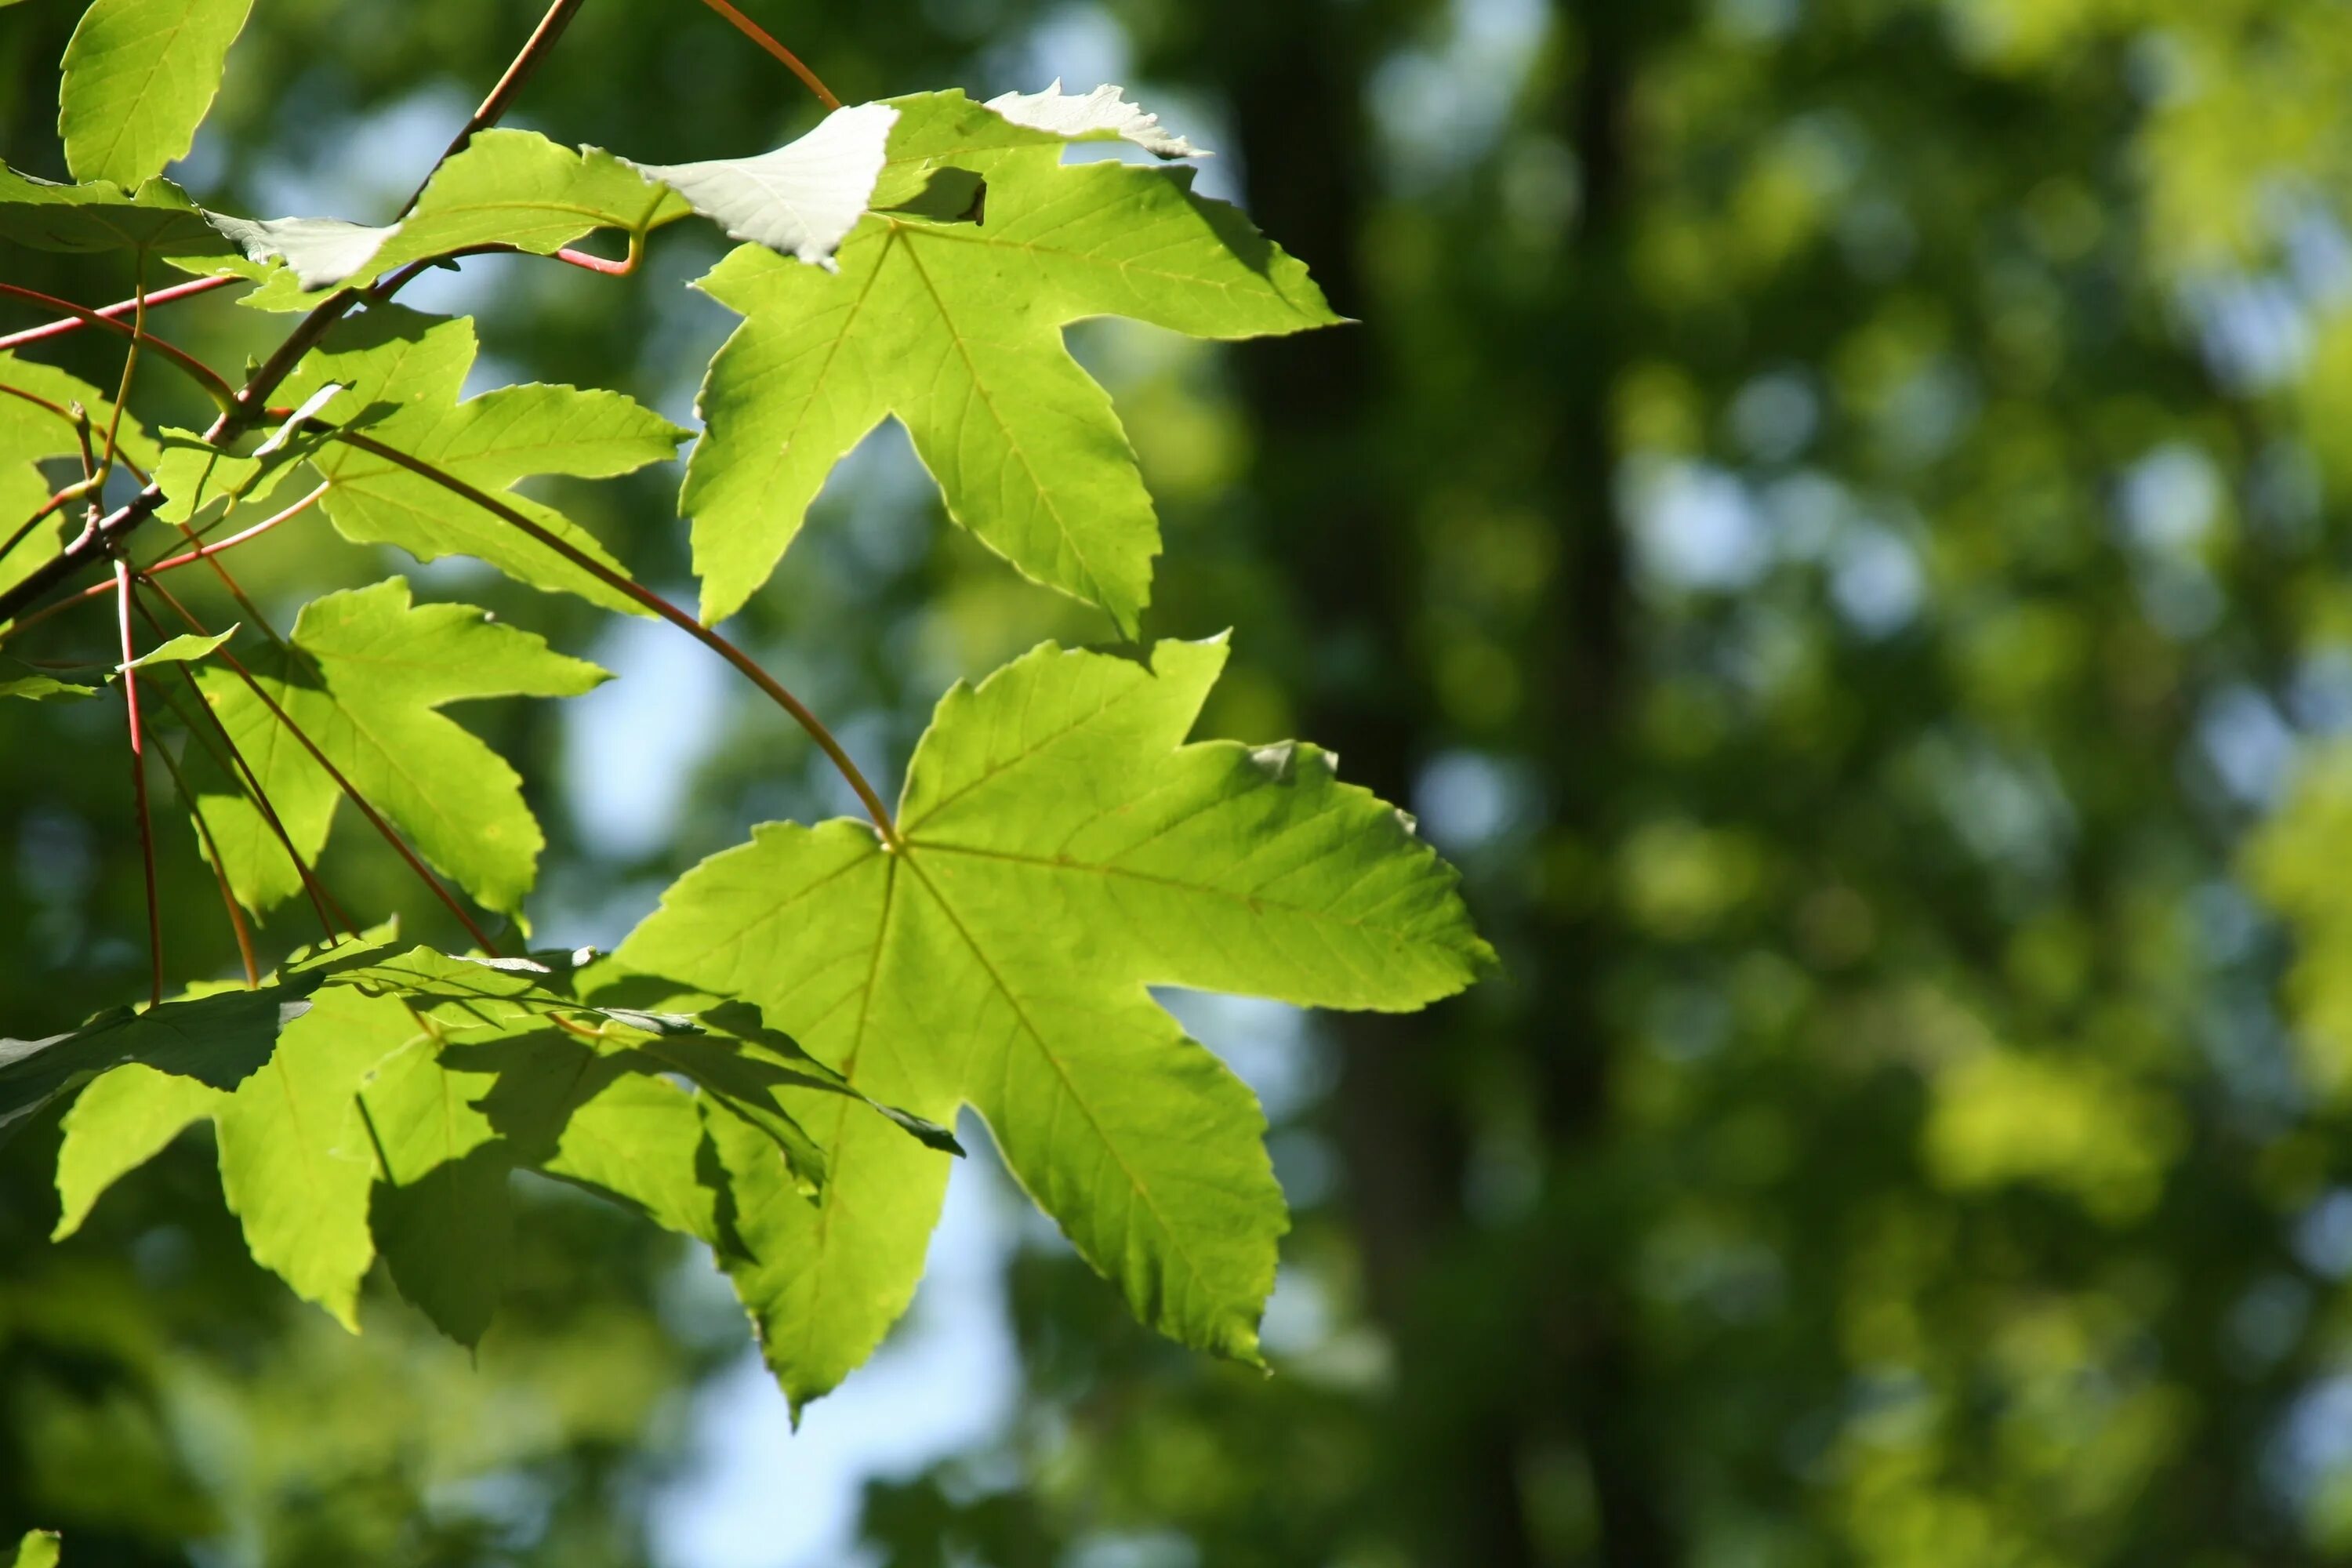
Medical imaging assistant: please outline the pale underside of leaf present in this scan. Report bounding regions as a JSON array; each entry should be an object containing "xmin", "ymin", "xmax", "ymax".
[
  {"xmin": 982, "ymin": 81, "xmax": 1207, "ymax": 159},
  {"xmin": 622, "ymin": 101, "xmax": 898, "ymax": 268}
]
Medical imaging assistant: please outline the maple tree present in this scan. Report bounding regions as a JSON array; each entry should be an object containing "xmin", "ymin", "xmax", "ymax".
[{"xmin": 0, "ymin": 0, "xmax": 1488, "ymax": 1451}]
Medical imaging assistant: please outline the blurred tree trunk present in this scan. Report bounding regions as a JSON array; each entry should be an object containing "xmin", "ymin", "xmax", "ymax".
[{"xmin": 1183, "ymin": 2, "xmax": 1678, "ymax": 1563}]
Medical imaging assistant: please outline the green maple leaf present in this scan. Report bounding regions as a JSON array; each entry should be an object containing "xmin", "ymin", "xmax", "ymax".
[
  {"xmin": 58, "ymin": 0, "xmax": 254, "ymax": 187},
  {"xmin": 219, "ymin": 130, "xmax": 693, "ymax": 302},
  {"xmin": 612, "ymin": 637, "xmax": 1491, "ymax": 1408},
  {"xmin": 681, "ymin": 89, "xmax": 1341, "ymax": 631},
  {"xmin": 0, "ymin": 162, "xmax": 238, "ymax": 258},
  {"xmin": 271, "ymin": 306, "xmax": 684, "ymax": 612},
  {"xmin": 188, "ymin": 578, "xmax": 607, "ymax": 921},
  {"xmin": 1, "ymin": 974, "xmax": 328, "ymax": 1141}
]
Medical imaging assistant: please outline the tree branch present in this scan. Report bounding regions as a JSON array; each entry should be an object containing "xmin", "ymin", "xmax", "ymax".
[{"xmin": 321, "ymin": 420, "xmax": 903, "ymax": 844}]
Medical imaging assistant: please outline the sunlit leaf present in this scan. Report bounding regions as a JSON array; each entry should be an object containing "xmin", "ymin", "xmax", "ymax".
[
  {"xmin": 188, "ymin": 578, "xmax": 608, "ymax": 920},
  {"xmin": 59, "ymin": 0, "xmax": 256, "ymax": 186},
  {"xmin": 616, "ymin": 637, "xmax": 1490, "ymax": 1408},
  {"xmin": 682, "ymin": 89, "xmax": 1338, "ymax": 631}
]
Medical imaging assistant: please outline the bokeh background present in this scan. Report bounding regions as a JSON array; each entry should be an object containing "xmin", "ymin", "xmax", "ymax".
[{"xmin": 13, "ymin": 0, "xmax": 2352, "ymax": 1562}]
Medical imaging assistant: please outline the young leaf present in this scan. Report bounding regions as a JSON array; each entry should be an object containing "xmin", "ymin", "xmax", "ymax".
[
  {"xmin": 0, "ymin": 657, "xmax": 100, "ymax": 701},
  {"xmin": 620, "ymin": 101, "xmax": 897, "ymax": 267},
  {"xmin": 202, "ymin": 212, "xmax": 394, "ymax": 291},
  {"xmin": 277, "ymin": 307, "xmax": 684, "ymax": 612},
  {"xmin": 681, "ymin": 89, "xmax": 1338, "ymax": 631},
  {"xmin": 59, "ymin": 0, "xmax": 256, "ymax": 187},
  {"xmin": 119, "ymin": 624, "xmax": 235, "ymax": 673},
  {"xmin": 615, "ymin": 637, "xmax": 1491, "ymax": 1408},
  {"xmin": 188, "ymin": 579, "xmax": 608, "ymax": 920},
  {"xmin": 5, "ymin": 1532, "xmax": 60, "ymax": 1568},
  {"xmin": 53, "ymin": 985, "xmax": 423, "ymax": 1327}
]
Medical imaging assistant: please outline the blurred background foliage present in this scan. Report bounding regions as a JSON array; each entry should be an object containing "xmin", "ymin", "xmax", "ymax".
[{"xmin": 13, "ymin": 0, "xmax": 2352, "ymax": 1563}]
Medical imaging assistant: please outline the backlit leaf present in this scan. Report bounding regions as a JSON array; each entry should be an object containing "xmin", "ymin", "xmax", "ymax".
[
  {"xmin": 278, "ymin": 307, "xmax": 684, "ymax": 612},
  {"xmin": 683, "ymin": 89, "xmax": 1338, "ymax": 631},
  {"xmin": 59, "ymin": 0, "xmax": 255, "ymax": 186},
  {"xmin": 616, "ymin": 637, "xmax": 1490, "ymax": 1408},
  {"xmin": 189, "ymin": 578, "xmax": 608, "ymax": 920}
]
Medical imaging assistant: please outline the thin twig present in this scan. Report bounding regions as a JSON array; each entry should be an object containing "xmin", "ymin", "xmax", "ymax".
[
  {"xmin": 96, "ymin": 261, "xmax": 147, "ymax": 486},
  {"xmin": 211, "ymin": 0, "xmax": 593, "ymax": 445},
  {"xmin": 114, "ymin": 558, "xmax": 164, "ymax": 1007},
  {"xmin": 695, "ymin": 0, "xmax": 840, "ymax": 108},
  {"xmin": 0, "ymin": 281, "xmax": 234, "ymax": 409},
  {"xmin": 0, "ymin": 274, "xmax": 239, "ymax": 355},
  {"xmin": 136, "ymin": 637, "xmax": 348, "ymax": 942},
  {"xmin": 149, "ymin": 728, "xmax": 261, "ymax": 987},
  {"xmin": 140, "ymin": 574, "xmax": 504, "ymax": 954},
  {"xmin": 315, "ymin": 419, "xmax": 902, "ymax": 844},
  {"xmin": 0, "ymin": 479, "xmax": 100, "ymax": 571},
  {"xmin": 405, "ymin": 0, "xmax": 591, "ymax": 214}
]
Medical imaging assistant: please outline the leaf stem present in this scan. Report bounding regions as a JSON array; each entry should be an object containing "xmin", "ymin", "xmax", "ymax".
[
  {"xmin": 407, "ymin": 0, "xmax": 593, "ymax": 213},
  {"xmin": 0, "ymin": 281, "xmax": 234, "ymax": 409},
  {"xmin": 114, "ymin": 559, "xmax": 165, "ymax": 1008},
  {"xmin": 694, "ymin": 0, "xmax": 840, "ymax": 109},
  {"xmin": 0, "ymin": 479, "xmax": 101, "ymax": 571},
  {"xmin": 139, "ymin": 573, "xmax": 505, "ymax": 954},
  {"xmin": 136, "ymin": 637, "xmax": 349, "ymax": 943},
  {"xmin": 314, "ymin": 419, "xmax": 902, "ymax": 844},
  {"xmin": 148, "ymin": 725, "xmax": 261, "ymax": 988},
  {"xmin": 210, "ymin": 0, "xmax": 593, "ymax": 445},
  {"xmin": 0, "ymin": 274, "xmax": 239, "ymax": 355},
  {"xmin": 96, "ymin": 263, "xmax": 147, "ymax": 486}
]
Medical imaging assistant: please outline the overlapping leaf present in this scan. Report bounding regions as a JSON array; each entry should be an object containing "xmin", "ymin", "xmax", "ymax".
[
  {"xmin": 0, "ymin": 162, "xmax": 239, "ymax": 258},
  {"xmin": 187, "ymin": 578, "xmax": 607, "ymax": 920},
  {"xmin": 1, "ymin": 937, "xmax": 376, "ymax": 1140},
  {"xmin": 681, "ymin": 89, "xmax": 1340, "ymax": 630},
  {"xmin": 269, "ymin": 307, "xmax": 684, "ymax": 612},
  {"xmin": 53, "ymin": 943, "xmax": 953, "ymax": 1342},
  {"xmin": 612, "ymin": 637, "xmax": 1491, "ymax": 1407},
  {"xmin": 59, "ymin": 0, "xmax": 255, "ymax": 187}
]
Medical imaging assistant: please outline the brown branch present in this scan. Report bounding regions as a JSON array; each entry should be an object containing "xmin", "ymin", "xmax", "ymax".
[
  {"xmin": 318, "ymin": 420, "xmax": 902, "ymax": 844},
  {"xmin": 211, "ymin": 0, "xmax": 593, "ymax": 445},
  {"xmin": 0, "ymin": 274, "xmax": 239, "ymax": 355},
  {"xmin": 138, "ymin": 642, "xmax": 349, "ymax": 943},
  {"xmin": 148, "ymin": 726, "xmax": 261, "ymax": 987},
  {"xmin": 695, "ymin": 0, "xmax": 840, "ymax": 108},
  {"xmin": 0, "ymin": 281, "xmax": 235, "ymax": 408}
]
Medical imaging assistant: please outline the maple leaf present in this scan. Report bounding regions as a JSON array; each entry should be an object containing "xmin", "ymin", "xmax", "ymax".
[
  {"xmin": 187, "ymin": 578, "xmax": 608, "ymax": 921},
  {"xmin": 58, "ymin": 0, "xmax": 255, "ymax": 187},
  {"xmin": 53, "ymin": 945, "xmax": 950, "ymax": 1342},
  {"xmin": 681, "ymin": 88, "xmax": 1341, "ymax": 631},
  {"xmin": 270, "ymin": 306, "xmax": 685, "ymax": 612},
  {"xmin": 609, "ymin": 637, "xmax": 1491, "ymax": 1408}
]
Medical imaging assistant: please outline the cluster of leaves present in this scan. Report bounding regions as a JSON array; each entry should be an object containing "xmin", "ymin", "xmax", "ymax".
[{"xmin": 0, "ymin": 0, "xmax": 1488, "ymax": 1414}]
